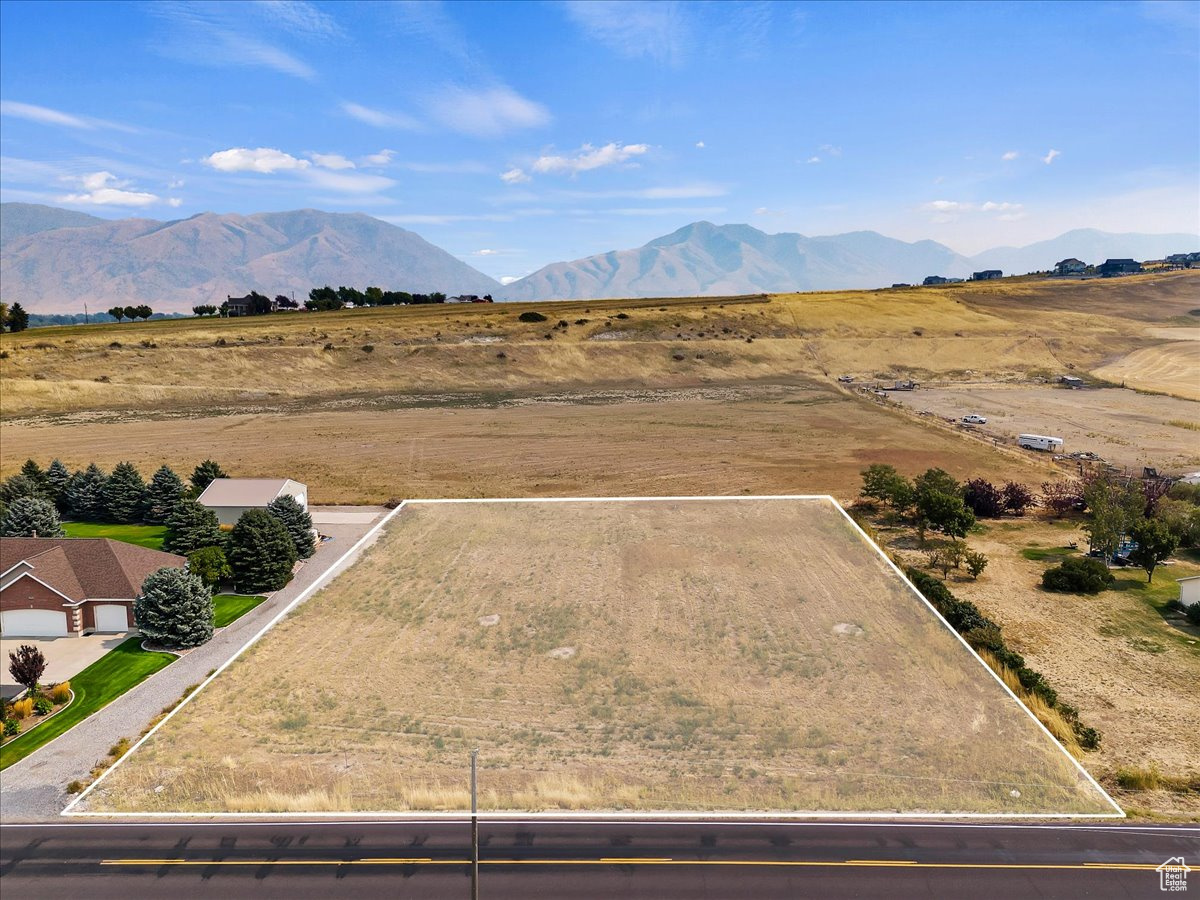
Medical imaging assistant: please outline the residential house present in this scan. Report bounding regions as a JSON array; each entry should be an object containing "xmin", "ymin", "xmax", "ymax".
[
  {"xmin": 196, "ymin": 478, "xmax": 308, "ymax": 526},
  {"xmin": 971, "ymin": 270, "xmax": 1003, "ymax": 281},
  {"xmin": 1097, "ymin": 259, "xmax": 1142, "ymax": 277},
  {"xmin": 0, "ymin": 538, "xmax": 185, "ymax": 636},
  {"xmin": 1054, "ymin": 258, "xmax": 1087, "ymax": 275},
  {"xmin": 922, "ymin": 275, "xmax": 949, "ymax": 286},
  {"xmin": 225, "ymin": 294, "xmax": 278, "ymax": 317},
  {"xmin": 1166, "ymin": 252, "xmax": 1200, "ymax": 268}
]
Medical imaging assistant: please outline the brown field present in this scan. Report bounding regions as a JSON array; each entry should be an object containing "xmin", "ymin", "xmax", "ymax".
[
  {"xmin": 87, "ymin": 499, "xmax": 1116, "ymax": 815},
  {"xmin": 1092, "ymin": 339, "xmax": 1200, "ymax": 401},
  {"xmin": 887, "ymin": 383, "xmax": 1200, "ymax": 472}
]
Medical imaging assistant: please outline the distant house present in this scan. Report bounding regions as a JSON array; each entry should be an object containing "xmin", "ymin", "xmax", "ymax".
[
  {"xmin": 1166, "ymin": 252, "xmax": 1200, "ymax": 268},
  {"xmin": 197, "ymin": 478, "xmax": 308, "ymax": 526},
  {"xmin": 922, "ymin": 275, "xmax": 949, "ymax": 286},
  {"xmin": 891, "ymin": 283, "xmax": 912, "ymax": 288},
  {"xmin": 1059, "ymin": 375, "xmax": 1085, "ymax": 388},
  {"xmin": 1054, "ymin": 258, "xmax": 1087, "ymax": 275},
  {"xmin": 1, "ymin": 538, "xmax": 185, "ymax": 636},
  {"xmin": 1179, "ymin": 576, "xmax": 1200, "ymax": 610},
  {"xmin": 1097, "ymin": 259, "xmax": 1142, "ymax": 277},
  {"xmin": 225, "ymin": 294, "xmax": 277, "ymax": 317},
  {"xmin": 971, "ymin": 270, "xmax": 1003, "ymax": 281}
]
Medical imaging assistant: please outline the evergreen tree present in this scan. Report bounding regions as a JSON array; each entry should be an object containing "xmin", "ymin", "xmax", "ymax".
[
  {"xmin": 163, "ymin": 500, "xmax": 224, "ymax": 555},
  {"xmin": 45, "ymin": 459, "xmax": 70, "ymax": 511},
  {"xmin": 64, "ymin": 463, "xmax": 108, "ymax": 520},
  {"xmin": 7, "ymin": 302, "xmax": 29, "ymax": 332},
  {"xmin": 190, "ymin": 459, "xmax": 227, "ymax": 496},
  {"xmin": 266, "ymin": 494, "xmax": 316, "ymax": 559},
  {"xmin": 144, "ymin": 465, "xmax": 187, "ymax": 524},
  {"xmin": 0, "ymin": 497, "xmax": 65, "ymax": 537},
  {"xmin": 101, "ymin": 461, "xmax": 147, "ymax": 523},
  {"xmin": 0, "ymin": 472, "xmax": 46, "ymax": 506},
  {"xmin": 135, "ymin": 567, "xmax": 214, "ymax": 649},
  {"xmin": 227, "ymin": 509, "xmax": 297, "ymax": 593},
  {"xmin": 19, "ymin": 459, "xmax": 46, "ymax": 490}
]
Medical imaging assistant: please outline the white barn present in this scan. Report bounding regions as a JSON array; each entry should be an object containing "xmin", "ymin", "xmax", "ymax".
[
  {"xmin": 1178, "ymin": 576, "xmax": 1200, "ymax": 610},
  {"xmin": 197, "ymin": 478, "xmax": 308, "ymax": 526}
]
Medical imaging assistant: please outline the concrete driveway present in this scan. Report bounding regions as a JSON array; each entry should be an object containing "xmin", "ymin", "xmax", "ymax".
[{"xmin": 0, "ymin": 633, "xmax": 132, "ymax": 699}]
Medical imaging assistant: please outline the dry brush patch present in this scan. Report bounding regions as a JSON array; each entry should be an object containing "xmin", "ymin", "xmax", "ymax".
[{"xmin": 89, "ymin": 499, "xmax": 1114, "ymax": 815}]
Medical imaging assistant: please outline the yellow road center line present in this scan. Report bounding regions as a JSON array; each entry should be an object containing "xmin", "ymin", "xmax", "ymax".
[{"xmin": 100, "ymin": 858, "xmax": 1164, "ymax": 872}]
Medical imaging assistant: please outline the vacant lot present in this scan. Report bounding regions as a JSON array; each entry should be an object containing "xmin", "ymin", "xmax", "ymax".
[
  {"xmin": 89, "ymin": 499, "xmax": 1115, "ymax": 815},
  {"xmin": 1092, "ymin": 338, "xmax": 1200, "ymax": 401},
  {"xmin": 887, "ymin": 383, "xmax": 1200, "ymax": 472}
]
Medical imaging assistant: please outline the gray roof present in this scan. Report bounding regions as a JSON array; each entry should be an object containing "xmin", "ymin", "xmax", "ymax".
[{"xmin": 196, "ymin": 478, "xmax": 305, "ymax": 508}]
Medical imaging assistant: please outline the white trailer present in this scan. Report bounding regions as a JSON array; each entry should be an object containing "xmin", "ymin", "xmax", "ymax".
[{"xmin": 1017, "ymin": 434, "xmax": 1064, "ymax": 452}]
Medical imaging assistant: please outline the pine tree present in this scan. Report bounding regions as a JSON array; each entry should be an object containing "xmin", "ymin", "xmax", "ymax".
[
  {"xmin": 0, "ymin": 472, "xmax": 46, "ymax": 506},
  {"xmin": 163, "ymin": 500, "xmax": 224, "ymax": 555},
  {"xmin": 64, "ymin": 463, "xmax": 108, "ymax": 521},
  {"xmin": 101, "ymin": 461, "xmax": 148, "ymax": 523},
  {"xmin": 227, "ymin": 509, "xmax": 297, "ymax": 593},
  {"xmin": 19, "ymin": 459, "xmax": 46, "ymax": 490},
  {"xmin": 145, "ymin": 465, "xmax": 187, "ymax": 524},
  {"xmin": 45, "ymin": 459, "xmax": 70, "ymax": 511},
  {"xmin": 266, "ymin": 494, "xmax": 316, "ymax": 559},
  {"xmin": 190, "ymin": 459, "xmax": 227, "ymax": 496},
  {"xmin": 0, "ymin": 497, "xmax": 65, "ymax": 537},
  {"xmin": 135, "ymin": 567, "xmax": 214, "ymax": 649}
]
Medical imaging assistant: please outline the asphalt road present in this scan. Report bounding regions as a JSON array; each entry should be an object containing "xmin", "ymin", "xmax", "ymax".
[{"xmin": 2, "ymin": 820, "xmax": 1196, "ymax": 898}]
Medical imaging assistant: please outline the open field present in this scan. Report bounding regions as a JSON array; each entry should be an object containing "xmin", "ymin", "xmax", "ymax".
[
  {"xmin": 872, "ymin": 514, "xmax": 1200, "ymax": 818},
  {"xmin": 0, "ymin": 381, "xmax": 1054, "ymax": 503},
  {"xmin": 1092, "ymin": 339, "xmax": 1200, "ymax": 401},
  {"xmin": 886, "ymin": 383, "xmax": 1200, "ymax": 472},
  {"xmin": 87, "ymin": 499, "xmax": 1115, "ymax": 816}
]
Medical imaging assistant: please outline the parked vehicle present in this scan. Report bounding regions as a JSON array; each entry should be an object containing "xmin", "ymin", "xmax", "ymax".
[
  {"xmin": 962, "ymin": 414, "xmax": 988, "ymax": 424},
  {"xmin": 1017, "ymin": 433, "xmax": 1064, "ymax": 452}
]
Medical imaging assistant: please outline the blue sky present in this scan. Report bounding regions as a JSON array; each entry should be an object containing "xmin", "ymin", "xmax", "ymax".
[{"xmin": 1, "ymin": 0, "xmax": 1197, "ymax": 282}]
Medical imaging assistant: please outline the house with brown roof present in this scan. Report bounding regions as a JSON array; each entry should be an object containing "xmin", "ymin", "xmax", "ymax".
[
  {"xmin": 196, "ymin": 478, "xmax": 308, "ymax": 526},
  {"xmin": 0, "ymin": 538, "xmax": 185, "ymax": 637}
]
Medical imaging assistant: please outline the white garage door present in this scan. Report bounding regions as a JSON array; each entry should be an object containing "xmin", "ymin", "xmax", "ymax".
[
  {"xmin": 1, "ymin": 609, "xmax": 68, "ymax": 636},
  {"xmin": 93, "ymin": 604, "xmax": 129, "ymax": 632}
]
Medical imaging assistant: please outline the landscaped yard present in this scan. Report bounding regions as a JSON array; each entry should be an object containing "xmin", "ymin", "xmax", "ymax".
[
  {"xmin": 213, "ymin": 594, "xmax": 266, "ymax": 628},
  {"xmin": 62, "ymin": 521, "xmax": 168, "ymax": 550},
  {"xmin": 0, "ymin": 638, "xmax": 176, "ymax": 770}
]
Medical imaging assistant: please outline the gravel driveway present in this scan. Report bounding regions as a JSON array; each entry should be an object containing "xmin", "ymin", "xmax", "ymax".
[{"xmin": 0, "ymin": 508, "xmax": 388, "ymax": 822}]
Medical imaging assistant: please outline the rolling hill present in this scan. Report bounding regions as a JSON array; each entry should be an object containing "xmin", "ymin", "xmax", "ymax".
[{"xmin": 0, "ymin": 204, "xmax": 500, "ymax": 313}]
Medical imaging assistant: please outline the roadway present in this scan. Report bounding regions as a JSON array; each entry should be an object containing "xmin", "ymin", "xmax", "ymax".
[{"xmin": 2, "ymin": 819, "xmax": 1197, "ymax": 898}]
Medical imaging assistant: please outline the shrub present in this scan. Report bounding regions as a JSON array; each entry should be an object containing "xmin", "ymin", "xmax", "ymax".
[
  {"xmin": 0, "ymin": 497, "xmax": 64, "ymax": 537},
  {"xmin": 227, "ymin": 509, "xmax": 297, "ymax": 592},
  {"xmin": 361, "ymin": 344, "xmax": 374, "ymax": 353},
  {"xmin": 66, "ymin": 779, "xmax": 84, "ymax": 793},
  {"xmin": 11, "ymin": 698, "xmax": 33, "ymax": 720},
  {"xmin": 3, "ymin": 719, "xmax": 18, "ymax": 737},
  {"xmin": 135, "ymin": 567, "xmax": 214, "ymax": 649},
  {"xmin": 50, "ymin": 681, "xmax": 71, "ymax": 703},
  {"xmin": 964, "ymin": 549, "xmax": 988, "ymax": 580},
  {"xmin": 33, "ymin": 697, "xmax": 53, "ymax": 716},
  {"xmin": 188, "ymin": 545, "xmax": 232, "ymax": 589},
  {"xmin": 963, "ymin": 479, "xmax": 1003, "ymax": 517},
  {"xmin": 8, "ymin": 643, "xmax": 47, "ymax": 695},
  {"xmin": 518, "ymin": 311, "xmax": 547, "ymax": 323},
  {"xmin": 1186, "ymin": 603, "xmax": 1200, "ymax": 626},
  {"xmin": 1001, "ymin": 481, "xmax": 1034, "ymax": 516},
  {"xmin": 1042, "ymin": 556, "xmax": 1114, "ymax": 594}
]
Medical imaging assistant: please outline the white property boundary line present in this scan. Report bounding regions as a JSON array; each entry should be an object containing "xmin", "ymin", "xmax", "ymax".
[{"xmin": 64, "ymin": 494, "xmax": 1123, "ymax": 820}]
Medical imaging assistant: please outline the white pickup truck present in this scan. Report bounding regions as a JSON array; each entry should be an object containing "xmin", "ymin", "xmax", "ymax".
[{"xmin": 961, "ymin": 414, "xmax": 988, "ymax": 425}]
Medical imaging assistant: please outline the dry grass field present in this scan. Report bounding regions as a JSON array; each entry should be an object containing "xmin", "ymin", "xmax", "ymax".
[
  {"xmin": 88, "ymin": 499, "xmax": 1116, "ymax": 816},
  {"xmin": 1092, "ymin": 339, "xmax": 1200, "ymax": 401},
  {"xmin": 888, "ymin": 383, "xmax": 1200, "ymax": 472}
]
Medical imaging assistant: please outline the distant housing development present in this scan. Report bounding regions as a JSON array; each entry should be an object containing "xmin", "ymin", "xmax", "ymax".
[
  {"xmin": 0, "ymin": 538, "xmax": 185, "ymax": 637},
  {"xmin": 1097, "ymin": 258, "xmax": 1143, "ymax": 277},
  {"xmin": 971, "ymin": 270, "xmax": 1003, "ymax": 281}
]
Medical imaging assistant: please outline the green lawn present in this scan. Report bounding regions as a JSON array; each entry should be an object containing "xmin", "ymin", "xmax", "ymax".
[
  {"xmin": 62, "ymin": 521, "xmax": 168, "ymax": 550},
  {"xmin": 0, "ymin": 638, "xmax": 176, "ymax": 770},
  {"xmin": 213, "ymin": 594, "xmax": 266, "ymax": 628}
]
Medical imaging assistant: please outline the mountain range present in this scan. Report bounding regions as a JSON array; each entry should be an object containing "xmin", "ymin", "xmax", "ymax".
[{"xmin": 1, "ymin": 203, "xmax": 1195, "ymax": 312}]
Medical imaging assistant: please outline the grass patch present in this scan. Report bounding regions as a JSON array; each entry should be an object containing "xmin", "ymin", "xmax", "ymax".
[
  {"xmin": 213, "ymin": 593, "xmax": 266, "ymax": 628},
  {"xmin": 62, "ymin": 521, "xmax": 168, "ymax": 550},
  {"xmin": 1166, "ymin": 419, "xmax": 1200, "ymax": 431},
  {"xmin": 1020, "ymin": 544, "xmax": 1076, "ymax": 563},
  {"xmin": 0, "ymin": 638, "xmax": 176, "ymax": 770},
  {"xmin": 1113, "ymin": 764, "xmax": 1200, "ymax": 794}
]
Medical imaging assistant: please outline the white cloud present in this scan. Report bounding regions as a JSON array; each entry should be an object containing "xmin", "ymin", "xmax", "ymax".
[
  {"xmin": 563, "ymin": 0, "xmax": 689, "ymax": 66},
  {"xmin": 532, "ymin": 142, "xmax": 649, "ymax": 176},
  {"xmin": 402, "ymin": 160, "xmax": 490, "ymax": 174},
  {"xmin": 473, "ymin": 249, "xmax": 500, "ymax": 256},
  {"xmin": 167, "ymin": 197, "xmax": 184, "ymax": 207},
  {"xmin": 920, "ymin": 199, "xmax": 1025, "ymax": 222},
  {"xmin": 556, "ymin": 183, "xmax": 727, "ymax": 200},
  {"xmin": 1002, "ymin": 150, "xmax": 1019, "ymax": 161},
  {"xmin": 309, "ymin": 152, "xmax": 356, "ymax": 170},
  {"xmin": 499, "ymin": 275, "xmax": 520, "ymax": 285},
  {"xmin": 167, "ymin": 178, "xmax": 185, "ymax": 189},
  {"xmin": 426, "ymin": 85, "xmax": 550, "ymax": 138},
  {"xmin": 1042, "ymin": 149, "xmax": 1061, "ymax": 164},
  {"xmin": 0, "ymin": 100, "xmax": 135, "ymax": 132},
  {"xmin": 819, "ymin": 144, "xmax": 842, "ymax": 156},
  {"xmin": 57, "ymin": 171, "xmax": 163, "ymax": 207},
  {"xmin": 341, "ymin": 101, "xmax": 422, "ymax": 130},
  {"xmin": 255, "ymin": 0, "xmax": 343, "ymax": 38},
  {"xmin": 695, "ymin": 140, "xmax": 705, "ymax": 148},
  {"xmin": 500, "ymin": 167, "xmax": 532, "ymax": 184},
  {"xmin": 203, "ymin": 147, "xmax": 311, "ymax": 173},
  {"xmin": 304, "ymin": 169, "xmax": 395, "ymax": 194},
  {"xmin": 805, "ymin": 156, "xmax": 821, "ymax": 164},
  {"xmin": 363, "ymin": 149, "xmax": 396, "ymax": 166},
  {"xmin": 590, "ymin": 205, "xmax": 726, "ymax": 217},
  {"xmin": 980, "ymin": 201, "xmax": 1021, "ymax": 212},
  {"xmin": 149, "ymin": 3, "xmax": 318, "ymax": 80}
]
